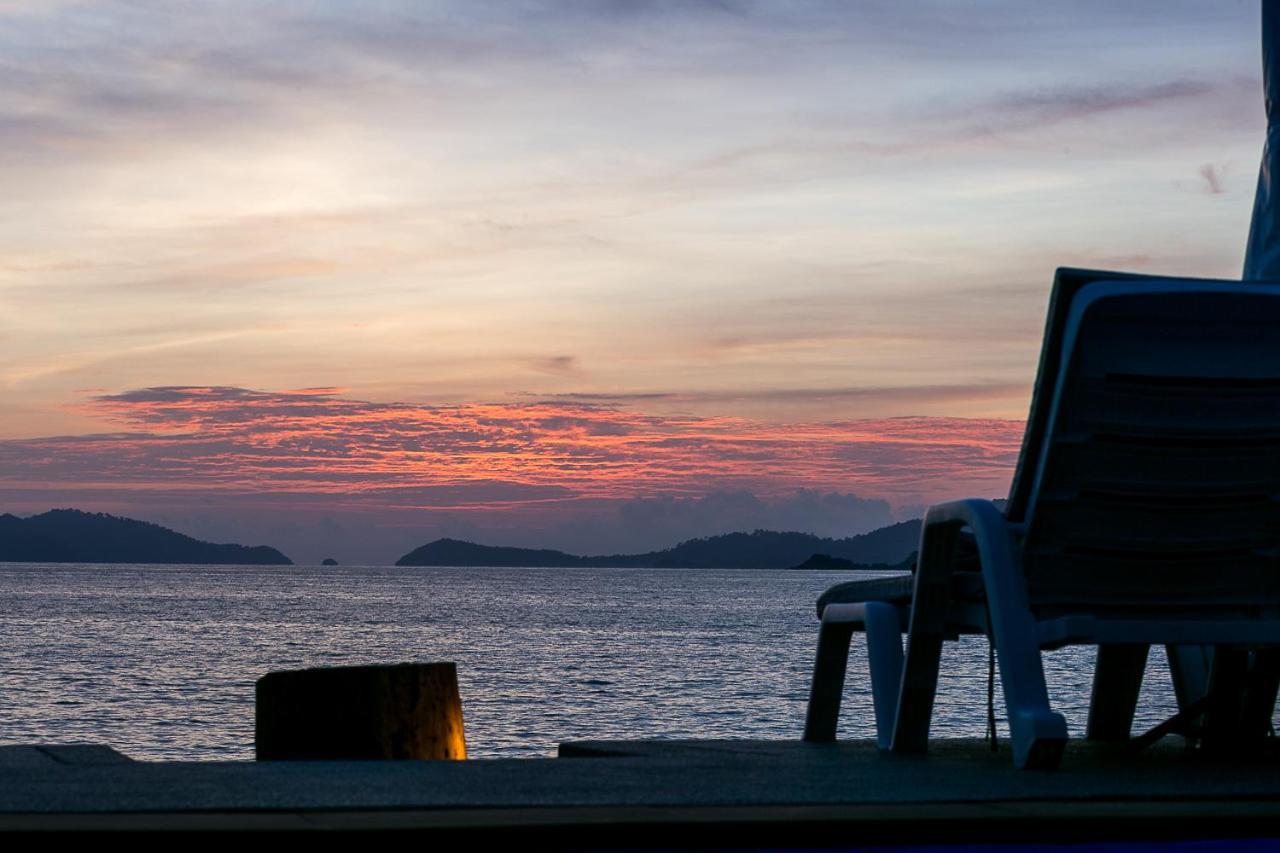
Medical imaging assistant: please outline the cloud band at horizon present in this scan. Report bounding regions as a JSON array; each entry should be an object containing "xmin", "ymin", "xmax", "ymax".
[{"xmin": 0, "ymin": 386, "xmax": 1022, "ymax": 563}]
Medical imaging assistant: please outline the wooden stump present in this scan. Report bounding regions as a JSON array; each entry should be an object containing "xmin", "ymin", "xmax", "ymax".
[{"xmin": 255, "ymin": 662, "xmax": 467, "ymax": 760}]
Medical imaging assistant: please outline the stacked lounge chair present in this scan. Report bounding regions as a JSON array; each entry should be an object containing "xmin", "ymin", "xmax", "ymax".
[{"xmin": 804, "ymin": 268, "xmax": 1280, "ymax": 769}]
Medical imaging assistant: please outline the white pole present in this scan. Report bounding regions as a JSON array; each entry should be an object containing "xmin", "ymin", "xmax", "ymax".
[{"xmin": 1244, "ymin": 0, "xmax": 1280, "ymax": 279}]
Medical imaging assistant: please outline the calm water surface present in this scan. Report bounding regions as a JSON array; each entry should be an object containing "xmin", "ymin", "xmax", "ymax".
[{"xmin": 0, "ymin": 563, "xmax": 1192, "ymax": 760}]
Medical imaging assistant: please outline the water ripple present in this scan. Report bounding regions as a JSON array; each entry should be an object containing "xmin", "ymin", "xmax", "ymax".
[{"xmin": 0, "ymin": 562, "xmax": 1241, "ymax": 760}]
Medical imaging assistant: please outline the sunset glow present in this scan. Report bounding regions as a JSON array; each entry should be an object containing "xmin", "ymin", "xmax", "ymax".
[
  {"xmin": 13, "ymin": 385, "xmax": 1026, "ymax": 501},
  {"xmin": 0, "ymin": 2, "xmax": 1265, "ymax": 561},
  {"xmin": 0, "ymin": 385, "xmax": 1022, "ymax": 560}
]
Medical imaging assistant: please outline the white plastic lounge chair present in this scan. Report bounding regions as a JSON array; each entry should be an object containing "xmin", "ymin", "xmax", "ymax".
[{"xmin": 803, "ymin": 268, "xmax": 1280, "ymax": 769}]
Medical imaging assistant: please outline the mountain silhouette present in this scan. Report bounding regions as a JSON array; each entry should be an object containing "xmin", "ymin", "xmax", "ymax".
[
  {"xmin": 787, "ymin": 553, "xmax": 915, "ymax": 572},
  {"xmin": 0, "ymin": 509, "xmax": 293, "ymax": 565},
  {"xmin": 396, "ymin": 520, "xmax": 921, "ymax": 569}
]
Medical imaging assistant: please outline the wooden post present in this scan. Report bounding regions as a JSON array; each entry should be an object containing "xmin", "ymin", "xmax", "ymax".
[{"xmin": 255, "ymin": 662, "xmax": 467, "ymax": 760}]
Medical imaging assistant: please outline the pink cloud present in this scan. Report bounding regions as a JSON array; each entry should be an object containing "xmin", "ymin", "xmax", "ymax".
[{"xmin": 0, "ymin": 386, "xmax": 1025, "ymax": 511}]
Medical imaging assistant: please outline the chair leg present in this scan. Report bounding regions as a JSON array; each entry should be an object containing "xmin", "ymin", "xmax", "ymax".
[
  {"xmin": 979, "ymin": 549, "xmax": 1068, "ymax": 769},
  {"xmin": 889, "ymin": 520, "xmax": 960, "ymax": 755},
  {"xmin": 1163, "ymin": 644, "xmax": 1212, "ymax": 745},
  {"xmin": 804, "ymin": 618, "xmax": 856, "ymax": 742},
  {"xmin": 990, "ymin": 621, "xmax": 1068, "ymax": 769},
  {"xmin": 1201, "ymin": 645, "xmax": 1250, "ymax": 753},
  {"xmin": 1240, "ymin": 647, "xmax": 1280, "ymax": 742},
  {"xmin": 1166, "ymin": 644, "xmax": 1213, "ymax": 711},
  {"xmin": 889, "ymin": 619, "xmax": 945, "ymax": 754},
  {"xmin": 912, "ymin": 499, "xmax": 1068, "ymax": 769},
  {"xmin": 1198, "ymin": 645, "xmax": 1280, "ymax": 753},
  {"xmin": 1086, "ymin": 644, "xmax": 1149, "ymax": 742},
  {"xmin": 863, "ymin": 602, "xmax": 905, "ymax": 750},
  {"xmin": 1151, "ymin": 646, "xmax": 1277, "ymax": 752}
]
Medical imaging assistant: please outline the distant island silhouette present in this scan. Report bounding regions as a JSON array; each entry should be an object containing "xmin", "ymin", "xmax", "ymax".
[
  {"xmin": 396, "ymin": 521, "xmax": 921, "ymax": 570},
  {"xmin": 0, "ymin": 509, "xmax": 293, "ymax": 565},
  {"xmin": 785, "ymin": 553, "xmax": 914, "ymax": 572},
  {"xmin": 0, "ymin": 508, "xmax": 925, "ymax": 569}
]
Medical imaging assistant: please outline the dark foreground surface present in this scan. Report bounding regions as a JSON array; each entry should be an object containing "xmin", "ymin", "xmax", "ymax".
[{"xmin": 2, "ymin": 738, "xmax": 1279, "ymax": 845}]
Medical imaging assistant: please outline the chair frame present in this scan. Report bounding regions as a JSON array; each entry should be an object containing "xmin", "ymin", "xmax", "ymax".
[{"xmin": 804, "ymin": 271, "xmax": 1280, "ymax": 769}]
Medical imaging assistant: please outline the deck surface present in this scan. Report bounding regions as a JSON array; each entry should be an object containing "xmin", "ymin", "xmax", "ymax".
[{"xmin": 2, "ymin": 738, "xmax": 1278, "ymax": 840}]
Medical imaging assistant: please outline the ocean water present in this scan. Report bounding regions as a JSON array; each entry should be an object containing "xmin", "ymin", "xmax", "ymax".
[{"xmin": 0, "ymin": 562, "xmax": 1197, "ymax": 761}]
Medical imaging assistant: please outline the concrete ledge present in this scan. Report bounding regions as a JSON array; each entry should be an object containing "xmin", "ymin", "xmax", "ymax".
[
  {"xmin": 0, "ymin": 745, "xmax": 133, "ymax": 769},
  {"xmin": 0, "ymin": 738, "xmax": 1277, "ymax": 839},
  {"xmin": 4, "ymin": 800, "xmax": 1280, "ymax": 842}
]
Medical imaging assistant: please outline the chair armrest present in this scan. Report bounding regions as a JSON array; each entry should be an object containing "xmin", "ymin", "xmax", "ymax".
[
  {"xmin": 921, "ymin": 499, "xmax": 1065, "ymax": 766},
  {"xmin": 920, "ymin": 498, "xmax": 1034, "ymax": 637},
  {"xmin": 920, "ymin": 499, "xmax": 1022, "ymax": 606}
]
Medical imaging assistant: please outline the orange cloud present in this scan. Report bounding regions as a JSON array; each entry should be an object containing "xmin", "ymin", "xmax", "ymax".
[{"xmin": 0, "ymin": 386, "xmax": 1027, "ymax": 511}]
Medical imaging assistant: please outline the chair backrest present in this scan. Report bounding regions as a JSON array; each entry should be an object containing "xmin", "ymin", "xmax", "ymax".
[{"xmin": 1010, "ymin": 271, "xmax": 1280, "ymax": 613}]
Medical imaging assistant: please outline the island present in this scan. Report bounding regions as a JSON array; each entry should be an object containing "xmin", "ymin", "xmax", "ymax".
[
  {"xmin": 787, "ymin": 553, "xmax": 916, "ymax": 572},
  {"xmin": 0, "ymin": 509, "xmax": 293, "ymax": 565},
  {"xmin": 321, "ymin": 558, "xmax": 339, "ymax": 566},
  {"xmin": 396, "ymin": 520, "xmax": 921, "ymax": 570}
]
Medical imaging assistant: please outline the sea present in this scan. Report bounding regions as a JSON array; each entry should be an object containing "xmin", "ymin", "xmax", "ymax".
[{"xmin": 0, "ymin": 562, "xmax": 1204, "ymax": 761}]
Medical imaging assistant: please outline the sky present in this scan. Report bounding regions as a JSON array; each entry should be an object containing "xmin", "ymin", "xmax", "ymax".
[{"xmin": 0, "ymin": 0, "xmax": 1267, "ymax": 563}]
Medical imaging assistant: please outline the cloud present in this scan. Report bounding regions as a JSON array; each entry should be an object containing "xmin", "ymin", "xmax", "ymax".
[
  {"xmin": 529, "ymin": 382, "xmax": 1027, "ymax": 408},
  {"xmin": 1199, "ymin": 162, "xmax": 1226, "ymax": 194},
  {"xmin": 987, "ymin": 80, "xmax": 1216, "ymax": 129},
  {"xmin": 0, "ymin": 3, "xmax": 1258, "ymax": 562},
  {"xmin": 530, "ymin": 355, "xmax": 580, "ymax": 375},
  {"xmin": 610, "ymin": 489, "xmax": 896, "ymax": 551},
  {"xmin": 0, "ymin": 384, "xmax": 1027, "ymax": 560},
  {"xmin": 1, "ymin": 385, "xmax": 1023, "ymax": 506}
]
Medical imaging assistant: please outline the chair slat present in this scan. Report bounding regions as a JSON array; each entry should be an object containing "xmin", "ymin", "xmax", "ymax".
[{"xmin": 1024, "ymin": 287, "xmax": 1280, "ymax": 614}]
